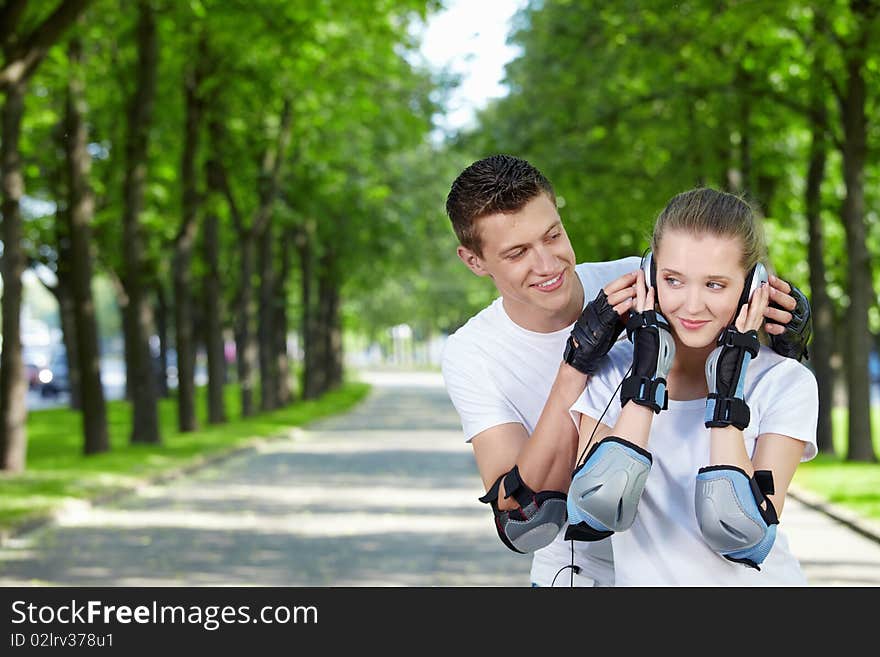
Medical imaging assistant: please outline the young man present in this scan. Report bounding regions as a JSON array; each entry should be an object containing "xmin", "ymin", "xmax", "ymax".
[{"xmin": 440, "ymin": 154, "xmax": 812, "ymax": 587}]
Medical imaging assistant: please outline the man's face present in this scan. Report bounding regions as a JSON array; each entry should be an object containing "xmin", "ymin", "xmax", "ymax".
[{"xmin": 457, "ymin": 193, "xmax": 580, "ymax": 332}]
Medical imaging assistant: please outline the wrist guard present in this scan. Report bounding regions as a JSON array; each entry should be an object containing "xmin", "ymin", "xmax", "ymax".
[
  {"xmin": 563, "ymin": 288, "xmax": 626, "ymax": 375},
  {"xmin": 620, "ymin": 310, "xmax": 675, "ymax": 413},
  {"xmin": 705, "ymin": 326, "xmax": 760, "ymax": 430},
  {"xmin": 769, "ymin": 282, "xmax": 811, "ymax": 362},
  {"xmin": 695, "ymin": 466, "xmax": 779, "ymax": 570},
  {"xmin": 478, "ymin": 466, "xmax": 567, "ymax": 554}
]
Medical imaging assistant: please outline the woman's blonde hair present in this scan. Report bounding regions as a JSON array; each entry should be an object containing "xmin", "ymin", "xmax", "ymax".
[{"xmin": 651, "ymin": 188, "xmax": 768, "ymax": 273}]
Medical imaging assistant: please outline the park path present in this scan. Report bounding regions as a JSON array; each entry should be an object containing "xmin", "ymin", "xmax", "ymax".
[
  {"xmin": 0, "ymin": 372, "xmax": 523, "ymax": 586},
  {"xmin": 0, "ymin": 371, "xmax": 879, "ymax": 586}
]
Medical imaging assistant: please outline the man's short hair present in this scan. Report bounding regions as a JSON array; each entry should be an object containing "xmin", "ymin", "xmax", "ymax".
[{"xmin": 445, "ymin": 154, "xmax": 556, "ymax": 257}]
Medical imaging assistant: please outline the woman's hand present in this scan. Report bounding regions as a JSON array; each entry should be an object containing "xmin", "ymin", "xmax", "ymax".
[
  {"xmin": 633, "ymin": 268, "xmax": 655, "ymax": 314},
  {"xmin": 602, "ymin": 270, "xmax": 638, "ymax": 319},
  {"xmin": 734, "ymin": 280, "xmax": 770, "ymax": 334}
]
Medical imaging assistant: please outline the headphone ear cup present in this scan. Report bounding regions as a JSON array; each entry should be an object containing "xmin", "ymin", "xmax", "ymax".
[
  {"xmin": 749, "ymin": 262, "xmax": 768, "ymax": 302},
  {"xmin": 641, "ymin": 251, "xmax": 656, "ymax": 290},
  {"xmin": 740, "ymin": 262, "xmax": 769, "ymax": 310}
]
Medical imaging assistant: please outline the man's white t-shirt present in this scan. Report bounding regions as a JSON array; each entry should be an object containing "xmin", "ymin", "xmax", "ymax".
[
  {"xmin": 441, "ymin": 257, "xmax": 640, "ymax": 586},
  {"xmin": 570, "ymin": 339, "xmax": 819, "ymax": 586}
]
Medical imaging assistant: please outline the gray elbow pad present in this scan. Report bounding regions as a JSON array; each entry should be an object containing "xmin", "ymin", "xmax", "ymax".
[
  {"xmin": 566, "ymin": 437, "xmax": 652, "ymax": 538},
  {"xmin": 694, "ymin": 466, "xmax": 779, "ymax": 570},
  {"xmin": 479, "ymin": 466, "xmax": 567, "ymax": 554}
]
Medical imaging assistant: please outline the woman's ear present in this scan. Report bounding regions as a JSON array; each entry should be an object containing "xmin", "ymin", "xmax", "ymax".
[{"xmin": 457, "ymin": 246, "xmax": 490, "ymax": 277}]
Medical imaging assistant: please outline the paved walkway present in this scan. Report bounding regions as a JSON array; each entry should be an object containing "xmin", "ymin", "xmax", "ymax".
[{"xmin": 0, "ymin": 371, "xmax": 878, "ymax": 586}]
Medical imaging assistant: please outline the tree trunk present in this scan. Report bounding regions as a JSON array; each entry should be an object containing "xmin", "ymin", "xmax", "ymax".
[
  {"xmin": 56, "ymin": 283, "xmax": 81, "ymax": 409},
  {"xmin": 686, "ymin": 92, "xmax": 706, "ymax": 187},
  {"xmin": 232, "ymin": 100, "xmax": 292, "ymax": 415},
  {"xmin": 735, "ymin": 64, "xmax": 753, "ymax": 197},
  {"xmin": 154, "ymin": 283, "xmax": 169, "ymax": 397},
  {"xmin": 172, "ymin": 53, "xmax": 203, "ymax": 432},
  {"xmin": 65, "ymin": 35, "xmax": 109, "ymax": 454},
  {"xmin": 805, "ymin": 33, "xmax": 835, "ymax": 456},
  {"xmin": 258, "ymin": 223, "xmax": 279, "ymax": 411},
  {"xmin": 0, "ymin": 79, "xmax": 27, "ymax": 472},
  {"xmin": 276, "ymin": 229, "xmax": 292, "ymax": 405},
  {"xmin": 317, "ymin": 247, "xmax": 343, "ymax": 392},
  {"xmin": 122, "ymin": 0, "xmax": 160, "ymax": 444},
  {"xmin": 203, "ymin": 134, "xmax": 226, "ymax": 424},
  {"xmin": 43, "ymin": 123, "xmax": 82, "ymax": 410},
  {"xmin": 235, "ymin": 236, "xmax": 257, "ymax": 416},
  {"xmin": 108, "ymin": 270, "xmax": 132, "ymax": 401},
  {"xmin": 839, "ymin": 20, "xmax": 875, "ymax": 462},
  {"xmin": 296, "ymin": 224, "xmax": 322, "ymax": 399}
]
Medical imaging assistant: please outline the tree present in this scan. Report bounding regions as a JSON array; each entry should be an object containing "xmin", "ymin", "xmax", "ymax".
[
  {"xmin": 120, "ymin": 0, "xmax": 160, "ymax": 444},
  {"xmin": 1, "ymin": 0, "xmax": 91, "ymax": 472},
  {"xmin": 64, "ymin": 33, "xmax": 109, "ymax": 454}
]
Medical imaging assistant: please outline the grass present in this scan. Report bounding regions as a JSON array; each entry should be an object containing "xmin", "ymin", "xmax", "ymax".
[
  {"xmin": 0, "ymin": 380, "xmax": 371, "ymax": 535},
  {"xmin": 791, "ymin": 405, "xmax": 880, "ymax": 524}
]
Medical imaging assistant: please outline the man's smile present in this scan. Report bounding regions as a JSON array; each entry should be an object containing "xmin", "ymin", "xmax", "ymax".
[{"xmin": 532, "ymin": 271, "xmax": 564, "ymax": 292}]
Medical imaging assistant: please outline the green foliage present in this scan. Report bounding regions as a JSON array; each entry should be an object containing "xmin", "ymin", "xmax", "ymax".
[
  {"xmin": 341, "ymin": 142, "xmax": 500, "ymax": 337},
  {"xmin": 13, "ymin": 0, "xmax": 462, "ymax": 354},
  {"xmin": 459, "ymin": 0, "xmax": 879, "ymax": 316}
]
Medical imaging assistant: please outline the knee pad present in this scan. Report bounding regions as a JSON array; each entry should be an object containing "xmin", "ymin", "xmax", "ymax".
[
  {"xmin": 695, "ymin": 466, "xmax": 779, "ymax": 570},
  {"xmin": 478, "ymin": 465, "xmax": 567, "ymax": 554},
  {"xmin": 566, "ymin": 437, "xmax": 652, "ymax": 540}
]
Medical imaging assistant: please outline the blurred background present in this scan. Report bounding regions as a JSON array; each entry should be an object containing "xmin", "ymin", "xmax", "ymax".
[{"xmin": 0, "ymin": 0, "xmax": 878, "ymax": 477}]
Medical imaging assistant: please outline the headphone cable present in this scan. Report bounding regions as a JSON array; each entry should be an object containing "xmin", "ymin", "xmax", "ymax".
[
  {"xmin": 574, "ymin": 363, "xmax": 631, "ymax": 469},
  {"xmin": 563, "ymin": 362, "xmax": 632, "ymax": 587}
]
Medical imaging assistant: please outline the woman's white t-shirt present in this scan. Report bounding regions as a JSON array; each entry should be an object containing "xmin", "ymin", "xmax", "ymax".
[{"xmin": 570, "ymin": 340, "xmax": 819, "ymax": 586}]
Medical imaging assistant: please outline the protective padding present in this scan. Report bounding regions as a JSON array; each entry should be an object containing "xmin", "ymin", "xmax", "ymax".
[
  {"xmin": 656, "ymin": 327, "xmax": 676, "ymax": 381},
  {"xmin": 705, "ymin": 346, "xmax": 753, "ymax": 400},
  {"xmin": 621, "ymin": 312, "xmax": 676, "ymax": 413},
  {"xmin": 567, "ymin": 437, "xmax": 652, "ymax": 533},
  {"xmin": 694, "ymin": 467, "xmax": 777, "ymax": 568},
  {"xmin": 704, "ymin": 329, "xmax": 759, "ymax": 430},
  {"xmin": 502, "ymin": 496, "xmax": 568, "ymax": 554},
  {"xmin": 479, "ymin": 468, "xmax": 568, "ymax": 554}
]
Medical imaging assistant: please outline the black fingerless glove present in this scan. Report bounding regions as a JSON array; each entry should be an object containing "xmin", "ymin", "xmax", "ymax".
[
  {"xmin": 769, "ymin": 282, "xmax": 811, "ymax": 362},
  {"xmin": 563, "ymin": 289, "xmax": 625, "ymax": 374}
]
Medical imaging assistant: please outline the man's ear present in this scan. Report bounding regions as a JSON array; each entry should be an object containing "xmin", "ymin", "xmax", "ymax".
[{"xmin": 457, "ymin": 245, "xmax": 490, "ymax": 277}]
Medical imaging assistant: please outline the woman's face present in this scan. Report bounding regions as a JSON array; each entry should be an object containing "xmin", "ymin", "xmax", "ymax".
[{"xmin": 654, "ymin": 229, "xmax": 746, "ymax": 349}]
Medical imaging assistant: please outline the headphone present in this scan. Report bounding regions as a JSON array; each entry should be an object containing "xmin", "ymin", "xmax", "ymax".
[{"xmin": 640, "ymin": 249, "xmax": 768, "ymax": 315}]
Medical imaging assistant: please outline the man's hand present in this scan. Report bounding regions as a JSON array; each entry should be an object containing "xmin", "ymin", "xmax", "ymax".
[
  {"xmin": 563, "ymin": 271, "xmax": 637, "ymax": 374},
  {"xmin": 763, "ymin": 275, "xmax": 812, "ymax": 362}
]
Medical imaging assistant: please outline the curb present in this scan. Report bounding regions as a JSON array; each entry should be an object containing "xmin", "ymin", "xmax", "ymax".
[{"xmin": 788, "ymin": 484, "xmax": 880, "ymax": 545}]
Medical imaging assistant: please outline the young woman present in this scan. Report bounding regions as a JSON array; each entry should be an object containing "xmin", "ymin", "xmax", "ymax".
[{"xmin": 565, "ymin": 188, "xmax": 818, "ymax": 586}]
